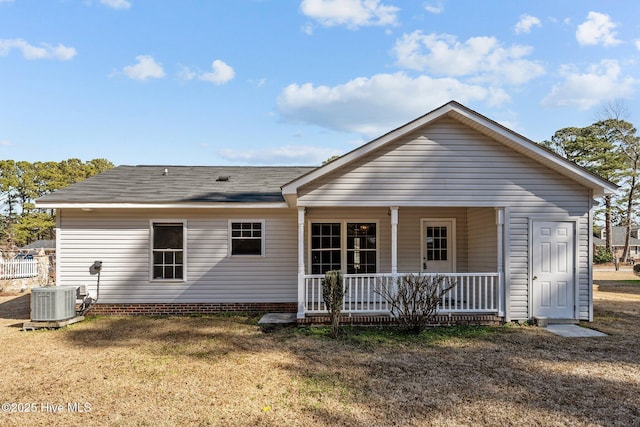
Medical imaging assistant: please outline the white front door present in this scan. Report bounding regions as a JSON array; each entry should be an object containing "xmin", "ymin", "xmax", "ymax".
[
  {"xmin": 532, "ymin": 221, "xmax": 575, "ymax": 319},
  {"xmin": 421, "ymin": 219, "xmax": 456, "ymax": 273}
]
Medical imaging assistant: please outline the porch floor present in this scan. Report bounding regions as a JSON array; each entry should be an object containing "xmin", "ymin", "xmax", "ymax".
[{"xmin": 297, "ymin": 313, "xmax": 502, "ymax": 326}]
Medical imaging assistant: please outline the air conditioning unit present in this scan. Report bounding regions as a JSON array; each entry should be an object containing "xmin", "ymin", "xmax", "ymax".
[{"xmin": 31, "ymin": 287, "xmax": 76, "ymax": 321}]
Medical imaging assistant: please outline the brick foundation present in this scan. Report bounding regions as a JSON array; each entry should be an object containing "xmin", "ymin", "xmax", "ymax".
[
  {"xmin": 88, "ymin": 302, "xmax": 297, "ymax": 316},
  {"xmin": 297, "ymin": 313, "xmax": 502, "ymax": 326}
]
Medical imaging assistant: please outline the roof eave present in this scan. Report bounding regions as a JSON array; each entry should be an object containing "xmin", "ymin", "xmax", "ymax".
[{"xmin": 35, "ymin": 201, "xmax": 290, "ymax": 209}]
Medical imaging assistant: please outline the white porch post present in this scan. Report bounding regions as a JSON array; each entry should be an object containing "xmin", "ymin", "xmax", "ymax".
[
  {"xmin": 297, "ymin": 207, "xmax": 306, "ymax": 319},
  {"xmin": 390, "ymin": 206, "xmax": 399, "ymax": 311},
  {"xmin": 496, "ymin": 208, "xmax": 505, "ymax": 317},
  {"xmin": 390, "ymin": 206, "xmax": 399, "ymax": 275}
]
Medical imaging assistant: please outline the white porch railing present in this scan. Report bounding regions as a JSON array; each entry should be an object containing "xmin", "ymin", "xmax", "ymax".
[
  {"xmin": 0, "ymin": 259, "xmax": 39, "ymax": 280},
  {"xmin": 303, "ymin": 272, "xmax": 501, "ymax": 315}
]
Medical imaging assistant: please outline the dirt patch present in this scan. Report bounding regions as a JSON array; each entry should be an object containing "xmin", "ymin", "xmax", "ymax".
[
  {"xmin": 0, "ymin": 286, "xmax": 638, "ymax": 426},
  {"xmin": 0, "ymin": 292, "xmax": 30, "ymax": 320}
]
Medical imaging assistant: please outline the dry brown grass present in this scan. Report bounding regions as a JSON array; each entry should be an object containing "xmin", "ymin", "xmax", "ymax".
[{"xmin": 0, "ymin": 281, "xmax": 639, "ymax": 427}]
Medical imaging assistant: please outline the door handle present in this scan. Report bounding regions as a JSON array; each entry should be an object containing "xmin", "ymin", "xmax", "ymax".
[{"xmin": 532, "ymin": 276, "xmax": 538, "ymax": 280}]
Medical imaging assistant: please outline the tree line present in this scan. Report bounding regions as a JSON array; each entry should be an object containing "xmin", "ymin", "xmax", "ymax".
[
  {"xmin": 0, "ymin": 158, "xmax": 113, "ymax": 248},
  {"xmin": 543, "ymin": 102, "xmax": 640, "ymax": 264}
]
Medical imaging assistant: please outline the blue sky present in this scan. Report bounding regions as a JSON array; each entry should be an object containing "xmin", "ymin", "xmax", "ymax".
[{"xmin": 1, "ymin": 0, "xmax": 640, "ymax": 166}]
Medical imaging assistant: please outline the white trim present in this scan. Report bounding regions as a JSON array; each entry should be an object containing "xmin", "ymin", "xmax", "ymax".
[
  {"xmin": 420, "ymin": 218, "xmax": 457, "ymax": 273},
  {"xmin": 588, "ymin": 193, "xmax": 594, "ymax": 322},
  {"xmin": 55, "ymin": 212, "xmax": 61, "ymax": 287},
  {"xmin": 297, "ymin": 208, "xmax": 306, "ymax": 319},
  {"xmin": 149, "ymin": 219, "xmax": 187, "ymax": 283},
  {"xmin": 390, "ymin": 207, "xmax": 399, "ymax": 275},
  {"xmin": 503, "ymin": 206, "xmax": 511, "ymax": 322},
  {"xmin": 36, "ymin": 202, "xmax": 288, "ymax": 210},
  {"xmin": 227, "ymin": 219, "xmax": 266, "ymax": 258},
  {"xmin": 307, "ymin": 219, "xmax": 380, "ymax": 274},
  {"xmin": 496, "ymin": 208, "xmax": 505, "ymax": 318},
  {"xmin": 298, "ymin": 200, "xmax": 524, "ymax": 208}
]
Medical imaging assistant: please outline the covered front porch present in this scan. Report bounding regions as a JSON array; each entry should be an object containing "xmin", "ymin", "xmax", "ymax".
[{"xmin": 296, "ymin": 206, "xmax": 506, "ymax": 320}]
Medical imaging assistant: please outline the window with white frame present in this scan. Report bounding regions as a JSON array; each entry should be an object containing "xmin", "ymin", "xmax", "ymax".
[
  {"xmin": 310, "ymin": 222, "xmax": 377, "ymax": 274},
  {"xmin": 230, "ymin": 221, "xmax": 264, "ymax": 256},
  {"xmin": 346, "ymin": 223, "xmax": 377, "ymax": 274},
  {"xmin": 311, "ymin": 223, "xmax": 341, "ymax": 274},
  {"xmin": 151, "ymin": 222, "xmax": 185, "ymax": 280}
]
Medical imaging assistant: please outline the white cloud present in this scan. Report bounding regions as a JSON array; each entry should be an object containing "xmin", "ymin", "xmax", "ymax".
[
  {"xmin": 122, "ymin": 55, "xmax": 165, "ymax": 81},
  {"xmin": 177, "ymin": 64, "xmax": 196, "ymax": 81},
  {"xmin": 576, "ymin": 11, "xmax": 620, "ymax": 46},
  {"xmin": 424, "ymin": 2, "xmax": 443, "ymax": 14},
  {"xmin": 635, "ymin": 39, "xmax": 640, "ymax": 51},
  {"xmin": 542, "ymin": 60, "xmax": 636, "ymax": 110},
  {"xmin": 0, "ymin": 38, "xmax": 76, "ymax": 60},
  {"xmin": 199, "ymin": 60, "xmax": 235, "ymax": 85},
  {"xmin": 218, "ymin": 145, "xmax": 342, "ymax": 165},
  {"xmin": 515, "ymin": 14, "xmax": 541, "ymax": 34},
  {"xmin": 277, "ymin": 72, "xmax": 510, "ymax": 136},
  {"xmin": 0, "ymin": 0, "xmax": 15, "ymax": 3},
  {"xmin": 177, "ymin": 60, "xmax": 235, "ymax": 85},
  {"xmin": 100, "ymin": 0, "xmax": 131, "ymax": 9},
  {"xmin": 250, "ymin": 77, "xmax": 267, "ymax": 88},
  {"xmin": 392, "ymin": 31, "xmax": 545, "ymax": 86},
  {"xmin": 300, "ymin": 0, "xmax": 399, "ymax": 29},
  {"xmin": 0, "ymin": 140, "xmax": 11, "ymax": 146},
  {"xmin": 302, "ymin": 22, "xmax": 314, "ymax": 35}
]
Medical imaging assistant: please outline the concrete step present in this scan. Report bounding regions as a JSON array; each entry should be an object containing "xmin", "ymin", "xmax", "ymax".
[{"xmin": 534, "ymin": 316, "xmax": 579, "ymax": 327}]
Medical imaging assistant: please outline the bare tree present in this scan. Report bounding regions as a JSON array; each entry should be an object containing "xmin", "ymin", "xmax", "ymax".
[{"xmin": 376, "ymin": 274, "xmax": 456, "ymax": 333}]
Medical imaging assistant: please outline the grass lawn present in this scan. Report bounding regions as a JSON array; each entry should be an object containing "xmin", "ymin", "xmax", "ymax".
[{"xmin": 0, "ymin": 276, "xmax": 639, "ymax": 426}]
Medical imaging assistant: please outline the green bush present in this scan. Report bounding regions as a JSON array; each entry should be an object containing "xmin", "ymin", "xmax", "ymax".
[
  {"xmin": 594, "ymin": 247, "xmax": 613, "ymax": 264},
  {"xmin": 322, "ymin": 270, "xmax": 344, "ymax": 338}
]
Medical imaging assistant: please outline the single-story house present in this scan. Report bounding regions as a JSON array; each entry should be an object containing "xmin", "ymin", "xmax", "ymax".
[
  {"xmin": 36, "ymin": 101, "xmax": 617, "ymax": 322},
  {"xmin": 593, "ymin": 226, "xmax": 640, "ymax": 262}
]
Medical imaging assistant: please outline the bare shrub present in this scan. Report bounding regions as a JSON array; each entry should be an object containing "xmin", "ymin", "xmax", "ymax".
[{"xmin": 377, "ymin": 274, "xmax": 456, "ymax": 333}]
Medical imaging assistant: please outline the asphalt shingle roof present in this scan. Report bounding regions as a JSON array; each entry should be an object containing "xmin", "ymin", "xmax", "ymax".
[
  {"xmin": 593, "ymin": 226, "xmax": 640, "ymax": 246},
  {"xmin": 37, "ymin": 166, "xmax": 316, "ymax": 204}
]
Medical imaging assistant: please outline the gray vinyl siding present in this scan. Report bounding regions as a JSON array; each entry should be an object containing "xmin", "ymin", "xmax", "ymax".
[
  {"xmin": 57, "ymin": 208, "xmax": 298, "ymax": 304},
  {"xmin": 299, "ymin": 117, "xmax": 592, "ymax": 321},
  {"xmin": 297, "ymin": 118, "xmax": 589, "ymax": 210},
  {"xmin": 467, "ymin": 208, "xmax": 497, "ymax": 272}
]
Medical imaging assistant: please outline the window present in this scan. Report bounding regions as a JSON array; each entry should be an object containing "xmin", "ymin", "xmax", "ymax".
[
  {"xmin": 347, "ymin": 223, "xmax": 376, "ymax": 274},
  {"xmin": 152, "ymin": 222, "xmax": 185, "ymax": 280},
  {"xmin": 311, "ymin": 223, "xmax": 341, "ymax": 274},
  {"xmin": 230, "ymin": 221, "xmax": 264, "ymax": 256},
  {"xmin": 426, "ymin": 226, "xmax": 447, "ymax": 261},
  {"xmin": 310, "ymin": 222, "xmax": 377, "ymax": 274}
]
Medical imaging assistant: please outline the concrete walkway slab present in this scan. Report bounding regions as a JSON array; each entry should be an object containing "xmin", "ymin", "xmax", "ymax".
[
  {"xmin": 545, "ymin": 324, "xmax": 607, "ymax": 337},
  {"xmin": 258, "ymin": 312, "xmax": 296, "ymax": 326}
]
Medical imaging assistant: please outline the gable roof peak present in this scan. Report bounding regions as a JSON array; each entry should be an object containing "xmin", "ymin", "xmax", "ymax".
[{"xmin": 282, "ymin": 100, "xmax": 618, "ymax": 199}]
